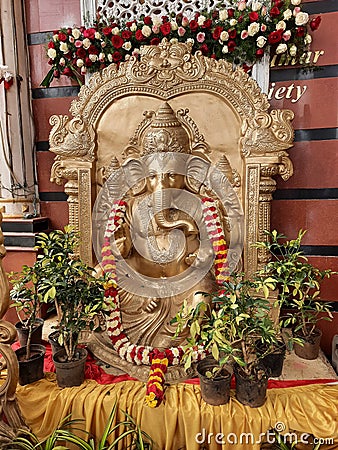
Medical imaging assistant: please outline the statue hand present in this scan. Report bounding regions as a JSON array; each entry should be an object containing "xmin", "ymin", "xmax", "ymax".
[{"xmin": 144, "ymin": 297, "xmax": 160, "ymax": 313}]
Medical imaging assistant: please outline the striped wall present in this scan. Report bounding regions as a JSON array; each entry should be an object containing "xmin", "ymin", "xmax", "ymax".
[{"xmin": 25, "ymin": 0, "xmax": 338, "ymax": 356}]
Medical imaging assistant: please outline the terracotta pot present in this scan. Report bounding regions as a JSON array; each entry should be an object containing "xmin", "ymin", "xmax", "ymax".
[
  {"xmin": 15, "ymin": 318, "xmax": 44, "ymax": 347},
  {"xmin": 197, "ymin": 357, "xmax": 232, "ymax": 406},
  {"xmin": 294, "ymin": 328, "xmax": 322, "ymax": 360},
  {"xmin": 53, "ymin": 347, "xmax": 88, "ymax": 388},
  {"xmin": 234, "ymin": 365, "xmax": 268, "ymax": 408},
  {"xmin": 15, "ymin": 344, "xmax": 46, "ymax": 385}
]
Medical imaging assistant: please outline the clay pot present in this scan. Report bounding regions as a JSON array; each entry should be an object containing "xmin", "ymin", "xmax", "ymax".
[
  {"xmin": 15, "ymin": 318, "xmax": 44, "ymax": 347},
  {"xmin": 234, "ymin": 365, "xmax": 268, "ymax": 408},
  {"xmin": 53, "ymin": 347, "xmax": 88, "ymax": 388},
  {"xmin": 197, "ymin": 357, "xmax": 232, "ymax": 406},
  {"xmin": 294, "ymin": 328, "xmax": 322, "ymax": 360},
  {"xmin": 15, "ymin": 344, "xmax": 46, "ymax": 385}
]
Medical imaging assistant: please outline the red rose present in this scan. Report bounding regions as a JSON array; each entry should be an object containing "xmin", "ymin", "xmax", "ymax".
[
  {"xmin": 160, "ymin": 22, "xmax": 171, "ymax": 36},
  {"xmin": 48, "ymin": 41, "xmax": 55, "ymax": 49},
  {"xmin": 189, "ymin": 20, "xmax": 199, "ymax": 32},
  {"xmin": 112, "ymin": 51, "xmax": 122, "ymax": 63},
  {"xmin": 200, "ymin": 44, "xmax": 209, "ymax": 55},
  {"xmin": 310, "ymin": 16, "xmax": 321, "ymax": 31},
  {"xmin": 102, "ymin": 26, "xmax": 112, "ymax": 36},
  {"xmin": 176, "ymin": 13, "xmax": 183, "ymax": 25},
  {"xmin": 126, "ymin": 21, "xmax": 134, "ymax": 28},
  {"xmin": 122, "ymin": 30, "xmax": 132, "ymax": 39},
  {"xmin": 150, "ymin": 37, "xmax": 160, "ymax": 45},
  {"xmin": 195, "ymin": 12, "xmax": 200, "ymax": 19},
  {"xmin": 88, "ymin": 45, "xmax": 99, "ymax": 54},
  {"xmin": 268, "ymin": 30, "xmax": 283, "ymax": 44},
  {"xmin": 76, "ymin": 48, "xmax": 86, "ymax": 59},
  {"xmin": 228, "ymin": 40, "xmax": 236, "ymax": 52},
  {"xmin": 143, "ymin": 16, "xmax": 152, "ymax": 25},
  {"xmin": 256, "ymin": 48, "xmax": 264, "ymax": 58},
  {"xmin": 238, "ymin": 14, "xmax": 243, "ymax": 23},
  {"xmin": 211, "ymin": 53, "xmax": 217, "ymax": 59},
  {"xmin": 83, "ymin": 28, "xmax": 96, "ymax": 40},
  {"xmin": 162, "ymin": 16, "xmax": 169, "ymax": 23},
  {"xmin": 58, "ymin": 32, "xmax": 67, "ymax": 42},
  {"xmin": 110, "ymin": 23, "xmax": 118, "ymax": 28},
  {"xmin": 111, "ymin": 35, "xmax": 124, "ymax": 48},
  {"xmin": 249, "ymin": 11, "xmax": 259, "ymax": 22},
  {"xmin": 53, "ymin": 69, "xmax": 60, "ymax": 78},
  {"xmin": 228, "ymin": 29, "xmax": 237, "ymax": 39},
  {"xmin": 202, "ymin": 19, "xmax": 212, "ymax": 29},
  {"xmin": 135, "ymin": 29, "xmax": 145, "ymax": 41},
  {"xmin": 212, "ymin": 11, "xmax": 218, "ymax": 19},
  {"xmin": 270, "ymin": 6, "xmax": 280, "ymax": 18},
  {"xmin": 228, "ymin": 9, "xmax": 234, "ymax": 18},
  {"xmin": 63, "ymin": 67, "xmax": 73, "ymax": 76},
  {"xmin": 274, "ymin": 0, "xmax": 284, "ymax": 7},
  {"xmin": 296, "ymin": 26, "xmax": 305, "ymax": 37},
  {"xmin": 212, "ymin": 26, "xmax": 223, "ymax": 40},
  {"xmin": 85, "ymin": 57, "xmax": 93, "ymax": 66},
  {"xmin": 67, "ymin": 27, "xmax": 72, "ymax": 35}
]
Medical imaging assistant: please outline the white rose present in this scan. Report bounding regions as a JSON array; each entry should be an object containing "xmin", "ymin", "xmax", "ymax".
[
  {"xmin": 283, "ymin": 30, "xmax": 292, "ymax": 41},
  {"xmin": 59, "ymin": 57, "xmax": 66, "ymax": 66},
  {"xmin": 289, "ymin": 44, "xmax": 297, "ymax": 56},
  {"xmin": 295, "ymin": 12, "xmax": 309, "ymax": 26},
  {"xmin": 152, "ymin": 17, "xmax": 162, "ymax": 27},
  {"xmin": 276, "ymin": 43, "xmax": 287, "ymax": 54},
  {"xmin": 95, "ymin": 32, "xmax": 101, "ymax": 39},
  {"xmin": 230, "ymin": 19, "xmax": 238, "ymax": 26},
  {"xmin": 276, "ymin": 20, "xmax": 286, "ymax": 31},
  {"xmin": 76, "ymin": 59, "xmax": 84, "ymax": 67},
  {"xmin": 219, "ymin": 9, "xmax": 228, "ymax": 21},
  {"xmin": 238, "ymin": 1, "xmax": 246, "ymax": 11},
  {"xmin": 130, "ymin": 23, "xmax": 137, "ymax": 32},
  {"xmin": 304, "ymin": 34, "xmax": 312, "ymax": 44},
  {"xmin": 283, "ymin": 9, "xmax": 292, "ymax": 20},
  {"xmin": 220, "ymin": 30, "xmax": 229, "ymax": 41},
  {"xmin": 108, "ymin": 54, "xmax": 113, "ymax": 62},
  {"xmin": 142, "ymin": 25, "xmax": 152, "ymax": 37},
  {"xmin": 101, "ymin": 41, "xmax": 106, "ymax": 48},
  {"xmin": 53, "ymin": 34, "xmax": 59, "ymax": 42},
  {"xmin": 186, "ymin": 38, "xmax": 194, "ymax": 45},
  {"xmin": 170, "ymin": 21, "xmax": 178, "ymax": 31},
  {"xmin": 251, "ymin": 1, "xmax": 262, "ymax": 11},
  {"xmin": 89, "ymin": 54, "xmax": 98, "ymax": 62},
  {"xmin": 81, "ymin": 66, "xmax": 87, "ymax": 75},
  {"xmin": 170, "ymin": 38, "xmax": 178, "ymax": 44},
  {"xmin": 47, "ymin": 48, "xmax": 56, "ymax": 59},
  {"xmin": 59, "ymin": 42, "xmax": 69, "ymax": 53},
  {"xmin": 291, "ymin": 0, "xmax": 301, "ymax": 4},
  {"xmin": 256, "ymin": 35, "xmax": 267, "ymax": 48},
  {"xmin": 72, "ymin": 28, "xmax": 81, "ymax": 39},
  {"xmin": 122, "ymin": 41, "xmax": 132, "ymax": 51},
  {"xmin": 241, "ymin": 30, "xmax": 248, "ymax": 39},
  {"xmin": 112, "ymin": 27, "xmax": 120, "ymax": 35},
  {"xmin": 99, "ymin": 52, "xmax": 105, "ymax": 61},
  {"xmin": 68, "ymin": 36, "xmax": 74, "ymax": 43},
  {"xmin": 248, "ymin": 22, "xmax": 260, "ymax": 36},
  {"xmin": 222, "ymin": 45, "xmax": 229, "ymax": 54},
  {"xmin": 82, "ymin": 38, "xmax": 91, "ymax": 49},
  {"xmin": 197, "ymin": 15, "xmax": 206, "ymax": 26}
]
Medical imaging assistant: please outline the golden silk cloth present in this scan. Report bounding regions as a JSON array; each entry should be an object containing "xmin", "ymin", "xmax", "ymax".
[{"xmin": 16, "ymin": 374, "xmax": 338, "ymax": 450}]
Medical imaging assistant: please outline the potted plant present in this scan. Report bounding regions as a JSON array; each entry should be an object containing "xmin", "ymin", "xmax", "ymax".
[
  {"xmin": 255, "ymin": 229, "xmax": 335, "ymax": 360},
  {"xmin": 37, "ymin": 226, "xmax": 106, "ymax": 387},
  {"xmin": 172, "ymin": 273, "xmax": 278, "ymax": 407},
  {"xmin": 8, "ymin": 262, "xmax": 47, "ymax": 385}
]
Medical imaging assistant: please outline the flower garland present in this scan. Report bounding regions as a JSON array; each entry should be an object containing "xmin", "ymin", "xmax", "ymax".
[
  {"xmin": 101, "ymin": 197, "xmax": 229, "ymax": 407},
  {"xmin": 42, "ymin": 0, "xmax": 321, "ymax": 87},
  {"xmin": 0, "ymin": 65, "xmax": 14, "ymax": 90}
]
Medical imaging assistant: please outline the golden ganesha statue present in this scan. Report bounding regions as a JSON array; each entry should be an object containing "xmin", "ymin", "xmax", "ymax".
[{"xmin": 90, "ymin": 101, "xmax": 244, "ymax": 381}]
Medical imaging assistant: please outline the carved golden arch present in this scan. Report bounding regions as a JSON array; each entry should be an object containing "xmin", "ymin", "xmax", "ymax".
[{"xmin": 49, "ymin": 40, "xmax": 294, "ymax": 275}]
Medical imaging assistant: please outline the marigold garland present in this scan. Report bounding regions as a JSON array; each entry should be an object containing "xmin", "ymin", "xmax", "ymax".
[{"xmin": 101, "ymin": 197, "xmax": 229, "ymax": 407}]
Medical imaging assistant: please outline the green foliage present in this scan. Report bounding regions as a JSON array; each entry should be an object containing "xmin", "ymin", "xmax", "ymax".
[
  {"xmin": 172, "ymin": 273, "xmax": 278, "ymax": 379},
  {"xmin": 255, "ymin": 229, "xmax": 335, "ymax": 340},
  {"xmin": 5, "ymin": 403, "xmax": 153, "ymax": 450},
  {"xmin": 35, "ymin": 226, "xmax": 106, "ymax": 361}
]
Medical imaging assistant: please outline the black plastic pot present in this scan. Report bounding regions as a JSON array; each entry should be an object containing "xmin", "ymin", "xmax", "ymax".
[
  {"xmin": 48, "ymin": 330, "xmax": 63, "ymax": 356},
  {"xmin": 53, "ymin": 347, "xmax": 88, "ymax": 388},
  {"xmin": 260, "ymin": 341, "xmax": 286, "ymax": 378},
  {"xmin": 294, "ymin": 328, "xmax": 322, "ymax": 360},
  {"xmin": 15, "ymin": 344, "xmax": 46, "ymax": 385},
  {"xmin": 197, "ymin": 357, "xmax": 232, "ymax": 406},
  {"xmin": 234, "ymin": 365, "xmax": 268, "ymax": 408},
  {"xmin": 16, "ymin": 318, "xmax": 44, "ymax": 347}
]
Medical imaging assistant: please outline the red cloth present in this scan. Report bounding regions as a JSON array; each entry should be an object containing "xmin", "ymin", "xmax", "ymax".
[{"xmin": 12, "ymin": 341, "xmax": 337, "ymax": 388}]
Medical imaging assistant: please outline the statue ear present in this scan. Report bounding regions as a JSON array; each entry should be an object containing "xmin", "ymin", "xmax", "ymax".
[
  {"xmin": 122, "ymin": 158, "xmax": 146, "ymax": 196},
  {"xmin": 186, "ymin": 156, "xmax": 210, "ymax": 193}
]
